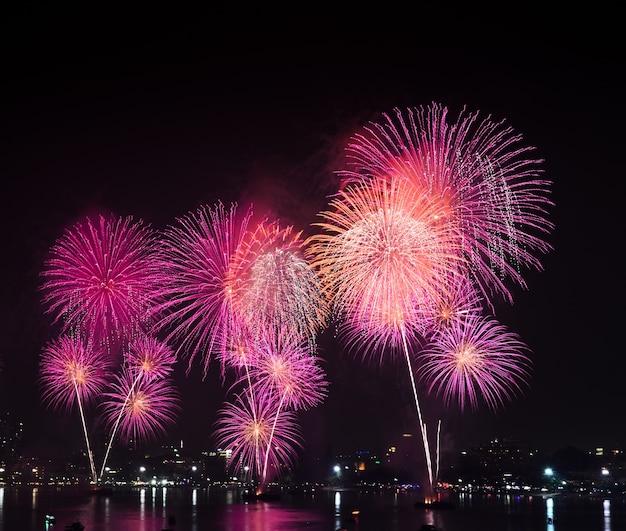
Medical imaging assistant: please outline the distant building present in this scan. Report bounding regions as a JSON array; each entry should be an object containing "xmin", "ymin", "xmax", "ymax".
[{"xmin": 0, "ymin": 412, "xmax": 24, "ymax": 466}]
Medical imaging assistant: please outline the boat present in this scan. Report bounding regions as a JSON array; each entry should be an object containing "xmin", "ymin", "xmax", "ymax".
[
  {"xmin": 242, "ymin": 490, "xmax": 281, "ymax": 502},
  {"xmin": 419, "ymin": 525, "xmax": 443, "ymax": 531},
  {"xmin": 89, "ymin": 485, "xmax": 114, "ymax": 496},
  {"xmin": 414, "ymin": 500, "xmax": 454, "ymax": 510},
  {"xmin": 65, "ymin": 522, "xmax": 85, "ymax": 531}
]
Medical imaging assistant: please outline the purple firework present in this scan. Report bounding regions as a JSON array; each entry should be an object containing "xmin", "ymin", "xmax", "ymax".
[
  {"xmin": 40, "ymin": 213, "xmax": 164, "ymax": 354},
  {"xmin": 98, "ymin": 335, "xmax": 177, "ymax": 481},
  {"xmin": 417, "ymin": 313, "xmax": 532, "ymax": 412},
  {"xmin": 101, "ymin": 368, "xmax": 181, "ymax": 444},
  {"xmin": 339, "ymin": 103, "xmax": 554, "ymax": 308}
]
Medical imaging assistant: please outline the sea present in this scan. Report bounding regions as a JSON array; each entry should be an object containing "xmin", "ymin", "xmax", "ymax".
[{"xmin": 1, "ymin": 484, "xmax": 625, "ymax": 531}]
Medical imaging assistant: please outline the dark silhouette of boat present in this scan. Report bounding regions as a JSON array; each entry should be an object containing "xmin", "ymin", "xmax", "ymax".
[
  {"xmin": 89, "ymin": 485, "xmax": 114, "ymax": 496},
  {"xmin": 65, "ymin": 522, "xmax": 85, "ymax": 531},
  {"xmin": 414, "ymin": 500, "xmax": 454, "ymax": 510},
  {"xmin": 242, "ymin": 490, "xmax": 281, "ymax": 502}
]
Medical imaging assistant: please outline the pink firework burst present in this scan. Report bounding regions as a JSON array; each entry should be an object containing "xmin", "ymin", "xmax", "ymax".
[
  {"xmin": 306, "ymin": 176, "xmax": 463, "ymax": 359},
  {"xmin": 418, "ymin": 271, "xmax": 484, "ymax": 338},
  {"xmin": 306, "ymin": 176, "xmax": 464, "ymax": 494},
  {"xmin": 40, "ymin": 214, "xmax": 163, "ymax": 354},
  {"xmin": 124, "ymin": 335, "xmax": 177, "ymax": 382},
  {"xmin": 340, "ymin": 103, "xmax": 554, "ymax": 308},
  {"xmin": 246, "ymin": 328, "xmax": 329, "ymax": 411},
  {"xmin": 39, "ymin": 334, "xmax": 113, "ymax": 483},
  {"xmin": 98, "ymin": 335, "xmax": 178, "ymax": 481},
  {"xmin": 232, "ymin": 220, "xmax": 329, "ymax": 345},
  {"xmin": 213, "ymin": 389, "xmax": 303, "ymax": 485},
  {"xmin": 101, "ymin": 369, "xmax": 181, "ymax": 444},
  {"xmin": 417, "ymin": 313, "xmax": 532, "ymax": 412},
  {"xmin": 39, "ymin": 335, "xmax": 112, "ymax": 413},
  {"xmin": 154, "ymin": 202, "xmax": 253, "ymax": 378}
]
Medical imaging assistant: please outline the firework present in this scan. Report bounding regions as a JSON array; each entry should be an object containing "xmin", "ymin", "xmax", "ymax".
[
  {"xmin": 101, "ymin": 368, "xmax": 181, "ymax": 444},
  {"xmin": 124, "ymin": 335, "xmax": 177, "ymax": 382},
  {"xmin": 98, "ymin": 335, "xmax": 177, "ymax": 481},
  {"xmin": 306, "ymin": 176, "xmax": 466, "ymax": 493},
  {"xmin": 154, "ymin": 202, "xmax": 253, "ymax": 378},
  {"xmin": 417, "ymin": 313, "xmax": 532, "ymax": 411},
  {"xmin": 340, "ymin": 103, "xmax": 554, "ymax": 307},
  {"xmin": 39, "ymin": 335, "xmax": 113, "ymax": 483},
  {"xmin": 39, "ymin": 335, "xmax": 112, "ymax": 412},
  {"xmin": 306, "ymin": 176, "xmax": 463, "ymax": 359},
  {"xmin": 40, "ymin": 214, "xmax": 163, "ymax": 354},
  {"xmin": 243, "ymin": 328, "xmax": 328, "ymax": 487},
  {"xmin": 246, "ymin": 328, "xmax": 328, "ymax": 412},
  {"xmin": 231, "ymin": 220, "xmax": 329, "ymax": 346},
  {"xmin": 213, "ymin": 389, "xmax": 303, "ymax": 487},
  {"xmin": 417, "ymin": 271, "xmax": 484, "ymax": 338}
]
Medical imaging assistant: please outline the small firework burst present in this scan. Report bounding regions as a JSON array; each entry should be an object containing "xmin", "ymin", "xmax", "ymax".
[
  {"xmin": 39, "ymin": 335, "xmax": 112, "ymax": 413},
  {"xmin": 213, "ymin": 389, "xmax": 303, "ymax": 484},
  {"xmin": 124, "ymin": 335, "xmax": 177, "ymax": 382},
  {"xmin": 101, "ymin": 368, "xmax": 181, "ymax": 444},
  {"xmin": 417, "ymin": 314, "xmax": 532, "ymax": 411}
]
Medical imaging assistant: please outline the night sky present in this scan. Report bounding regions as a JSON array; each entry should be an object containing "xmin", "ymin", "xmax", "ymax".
[{"xmin": 1, "ymin": 5, "xmax": 623, "ymax": 469}]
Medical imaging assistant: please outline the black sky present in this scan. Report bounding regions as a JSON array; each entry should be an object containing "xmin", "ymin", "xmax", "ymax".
[{"xmin": 1, "ymin": 5, "xmax": 624, "ymax": 467}]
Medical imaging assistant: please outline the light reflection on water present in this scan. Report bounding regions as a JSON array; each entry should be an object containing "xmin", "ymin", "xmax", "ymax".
[
  {"xmin": 546, "ymin": 496, "xmax": 555, "ymax": 531},
  {"xmin": 1, "ymin": 485, "xmax": 625, "ymax": 531}
]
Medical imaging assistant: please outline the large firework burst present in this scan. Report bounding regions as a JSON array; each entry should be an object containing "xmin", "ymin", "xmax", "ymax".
[
  {"xmin": 306, "ymin": 176, "xmax": 465, "ymax": 493},
  {"xmin": 307, "ymin": 176, "xmax": 463, "ymax": 358},
  {"xmin": 40, "ymin": 214, "xmax": 163, "ymax": 354},
  {"xmin": 154, "ymin": 202, "xmax": 253, "ymax": 377},
  {"xmin": 340, "ymin": 103, "xmax": 554, "ymax": 308}
]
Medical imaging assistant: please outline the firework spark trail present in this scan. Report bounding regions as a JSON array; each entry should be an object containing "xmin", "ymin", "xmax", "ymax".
[
  {"xmin": 340, "ymin": 103, "xmax": 554, "ymax": 308},
  {"xmin": 154, "ymin": 202, "xmax": 253, "ymax": 378},
  {"xmin": 417, "ymin": 314, "xmax": 532, "ymax": 411},
  {"xmin": 40, "ymin": 214, "xmax": 163, "ymax": 355},
  {"xmin": 39, "ymin": 335, "xmax": 112, "ymax": 484},
  {"xmin": 400, "ymin": 325, "xmax": 434, "ymax": 490},
  {"xmin": 98, "ymin": 336, "xmax": 177, "ymax": 482}
]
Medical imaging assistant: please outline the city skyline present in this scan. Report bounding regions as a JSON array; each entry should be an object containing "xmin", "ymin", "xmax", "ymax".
[{"xmin": 1, "ymin": 5, "xmax": 623, "ymax": 473}]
